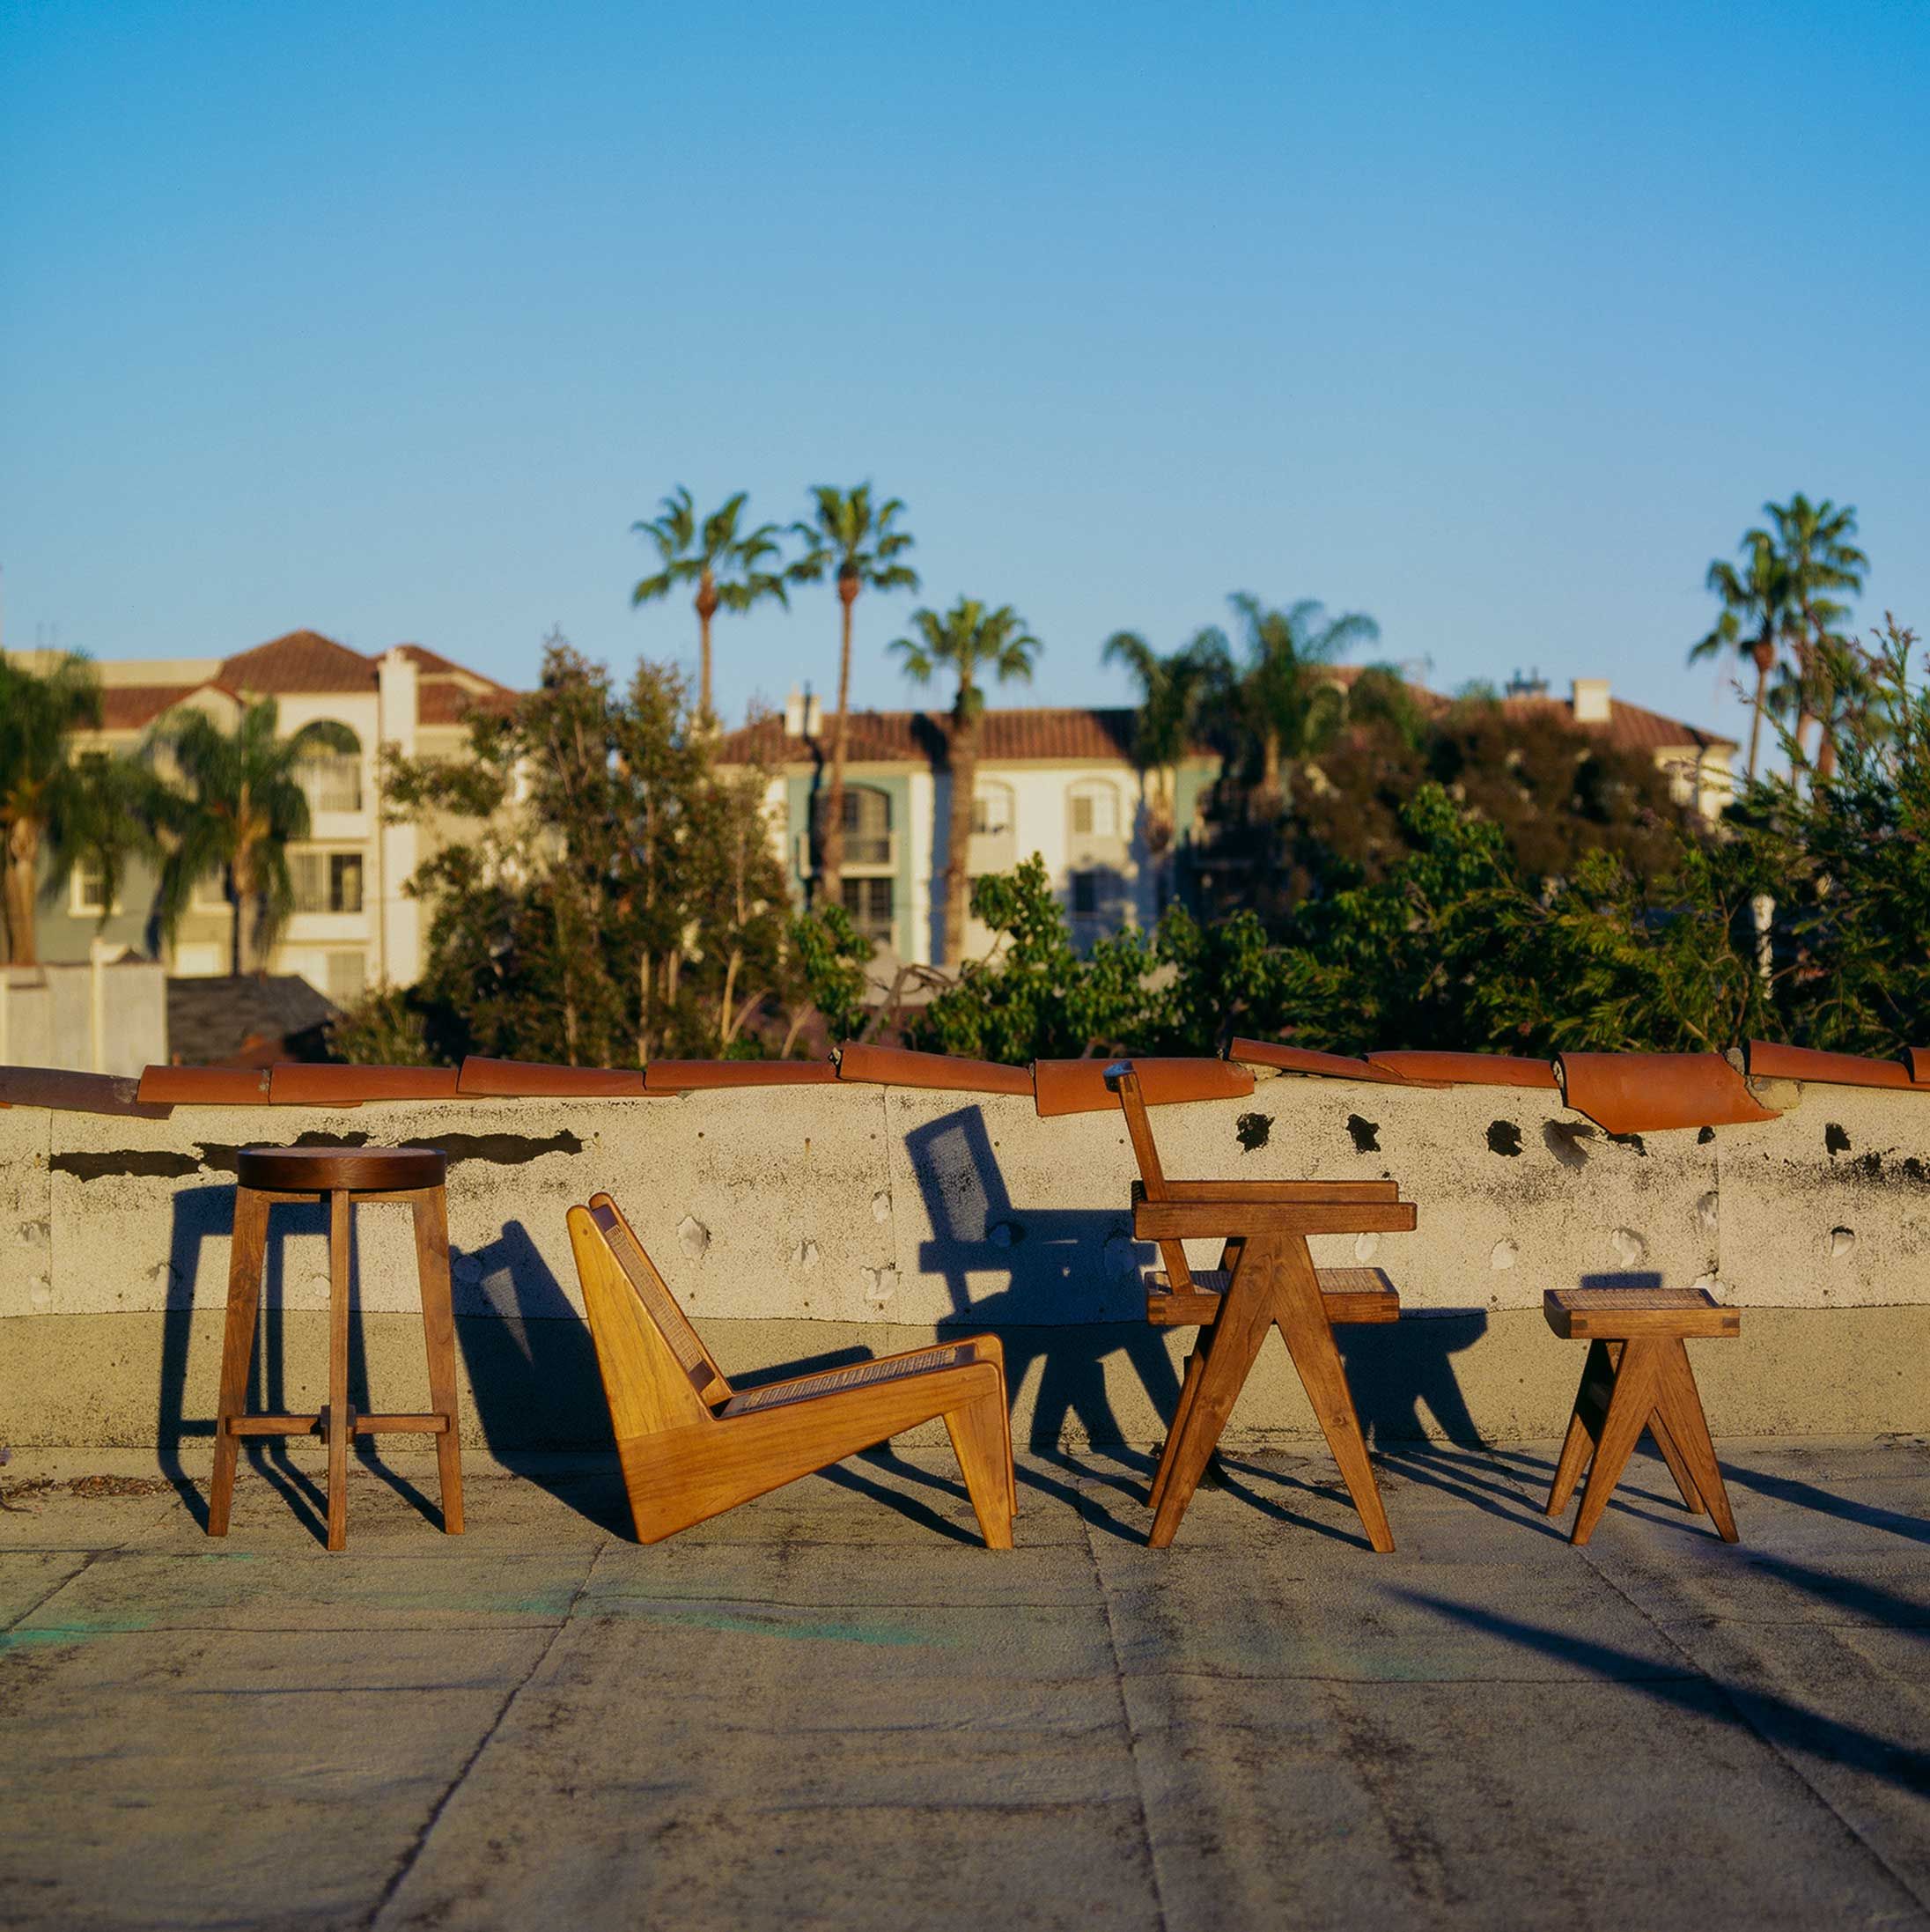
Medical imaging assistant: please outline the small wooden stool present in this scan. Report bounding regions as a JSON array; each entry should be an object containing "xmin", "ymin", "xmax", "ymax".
[
  {"xmin": 208, "ymin": 1146, "xmax": 465, "ymax": 1552},
  {"xmin": 1543, "ymin": 1286, "xmax": 1739, "ymax": 1547}
]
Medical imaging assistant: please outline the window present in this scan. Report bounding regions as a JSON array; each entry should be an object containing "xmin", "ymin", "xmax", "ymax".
[
  {"xmin": 1071, "ymin": 870, "xmax": 1098, "ymax": 916},
  {"xmin": 971, "ymin": 783, "xmax": 1014, "ymax": 838},
  {"xmin": 291, "ymin": 850, "xmax": 365, "ymax": 915},
  {"xmin": 824, "ymin": 785, "xmax": 893, "ymax": 867},
  {"xmin": 70, "ymin": 858, "xmax": 115, "ymax": 917},
  {"xmin": 841, "ymin": 875, "xmax": 894, "ymax": 945},
  {"xmin": 1069, "ymin": 781, "xmax": 1119, "ymax": 840},
  {"xmin": 325, "ymin": 951, "xmax": 366, "ymax": 1005},
  {"xmin": 297, "ymin": 741, "xmax": 364, "ymax": 814}
]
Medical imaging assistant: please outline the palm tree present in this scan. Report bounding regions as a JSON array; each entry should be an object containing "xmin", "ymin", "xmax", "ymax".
[
  {"xmin": 150, "ymin": 700, "xmax": 359, "ymax": 976},
  {"xmin": 1101, "ymin": 630, "xmax": 1212, "ymax": 892},
  {"xmin": 1764, "ymin": 494, "xmax": 1867, "ymax": 778},
  {"xmin": 1197, "ymin": 594, "xmax": 1379, "ymax": 808},
  {"xmin": 1691, "ymin": 528, "xmax": 1794, "ymax": 785},
  {"xmin": 631, "ymin": 487, "xmax": 790, "ymax": 721},
  {"xmin": 891, "ymin": 599, "xmax": 1041, "ymax": 970},
  {"xmin": 0, "ymin": 651, "xmax": 153, "ymax": 965},
  {"xmin": 790, "ymin": 485, "xmax": 920, "ymax": 902}
]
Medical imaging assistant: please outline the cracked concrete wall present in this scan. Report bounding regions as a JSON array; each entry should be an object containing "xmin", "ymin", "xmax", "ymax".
[{"xmin": 3, "ymin": 1070, "xmax": 1926, "ymax": 1447}]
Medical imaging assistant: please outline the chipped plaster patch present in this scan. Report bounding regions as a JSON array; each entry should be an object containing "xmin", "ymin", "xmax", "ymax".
[
  {"xmin": 677, "ymin": 1215, "xmax": 710, "ymax": 1261},
  {"xmin": 1827, "ymin": 1226, "xmax": 1857, "ymax": 1262},
  {"xmin": 1610, "ymin": 1227, "xmax": 1648, "ymax": 1267},
  {"xmin": 1354, "ymin": 1232, "xmax": 1381, "ymax": 1263},
  {"xmin": 1490, "ymin": 1239, "xmax": 1518, "ymax": 1271}
]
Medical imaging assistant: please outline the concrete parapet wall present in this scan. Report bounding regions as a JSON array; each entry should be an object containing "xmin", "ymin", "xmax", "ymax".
[{"xmin": 4, "ymin": 1072, "xmax": 1927, "ymax": 1449}]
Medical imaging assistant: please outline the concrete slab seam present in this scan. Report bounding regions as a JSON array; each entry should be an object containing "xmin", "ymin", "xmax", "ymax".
[{"xmin": 365, "ymin": 1536, "xmax": 608, "ymax": 1931}]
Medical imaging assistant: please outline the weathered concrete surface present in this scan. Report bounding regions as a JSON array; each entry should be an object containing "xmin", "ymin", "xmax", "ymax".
[
  {"xmin": 4, "ymin": 1073, "xmax": 1930, "ymax": 1445},
  {"xmin": 9, "ymin": 1305, "xmax": 1930, "ymax": 1450},
  {"xmin": 3, "ymin": 1438, "xmax": 1926, "ymax": 1930}
]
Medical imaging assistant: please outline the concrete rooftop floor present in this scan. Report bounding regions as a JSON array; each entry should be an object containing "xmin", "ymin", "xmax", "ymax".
[{"xmin": 2, "ymin": 1436, "xmax": 1927, "ymax": 1932}]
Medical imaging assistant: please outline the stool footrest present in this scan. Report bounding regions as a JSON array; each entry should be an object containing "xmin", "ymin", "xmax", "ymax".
[{"xmin": 224, "ymin": 1412, "xmax": 451, "ymax": 1437}]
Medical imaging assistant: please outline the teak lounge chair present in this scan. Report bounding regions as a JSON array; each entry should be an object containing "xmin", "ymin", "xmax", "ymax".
[
  {"xmin": 566, "ymin": 1193, "xmax": 1015, "ymax": 1546},
  {"xmin": 1106, "ymin": 1062, "xmax": 1415, "ymax": 1550}
]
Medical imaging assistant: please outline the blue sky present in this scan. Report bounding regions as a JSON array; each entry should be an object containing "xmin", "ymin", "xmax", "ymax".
[{"xmin": 4, "ymin": 2, "xmax": 1926, "ymax": 744}]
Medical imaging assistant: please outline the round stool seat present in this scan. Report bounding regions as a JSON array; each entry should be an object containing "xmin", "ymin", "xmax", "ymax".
[{"xmin": 236, "ymin": 1144, "xmax": 447, "ymax": 1193}]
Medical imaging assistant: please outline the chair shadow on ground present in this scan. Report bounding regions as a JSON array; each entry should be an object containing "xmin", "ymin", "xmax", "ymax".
[
  {"xmin": 904, "ymin": 1103, "xmax": 1182, "ymax": 1541},
  {"xmin": 158, "ymin": 1183, "xmax": 445, "ymax": 1545}
]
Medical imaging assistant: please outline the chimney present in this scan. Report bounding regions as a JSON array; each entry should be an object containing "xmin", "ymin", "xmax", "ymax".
[
  {"xmin": 784, "ymin": 686, "xmax": 806, "ymax": 737},
  {"xmin": 1571, "ymin": 678, "xmax": 1611, "ymax": 725},
  {"xmin": 802, "ymin": 687, "xmax": 822, "ymax": 737}
]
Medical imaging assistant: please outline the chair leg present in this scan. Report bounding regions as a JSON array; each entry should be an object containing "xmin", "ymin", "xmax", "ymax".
[
  {"xmin": 1149, "ymin": 1304, "xmax": 1269, "ymax": 1549},
  {"xmin": 1570, "ymin": 1338, "xmax": 1662, "ymax": 1546},
  {"xmin": 1547, "ymin": 1339, "xmax": 1617, "ymax": 1516},
  {"xmin": 325, "ymin": 1189, "xmax": 351, "ymax": 1552},
  {"xmin": 208, "ymin": 1188, "xmax": 269, "ymax": 1537},
  {"xmin": 1651, "ymin": 1338, "xmax": 1738, "ymax": 1542},
  {"xmin": 1147, "ymin": 1345, "xmax": 1206, "ymax": 1514},
  {"xmin": 410, "ymin": 1186, "xmax": 465, "ymax": 1536},
  {"xmin": 1646, "ymin": 1408, "xmax": 1706, "ymax": 1517},
  {"xmin": 943, "ymin": 1384, "xmax": 1015, "ymax": 1550},
  {"xmin": 1275, "ymin": 1268, "xmax": 1394, "ymax": 1554}
]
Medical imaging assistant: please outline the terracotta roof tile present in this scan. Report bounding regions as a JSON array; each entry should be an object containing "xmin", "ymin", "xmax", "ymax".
[
  {"xmin": 417, "ymin": 682, "xmax": 518, "ymax": 726},
  {"xmin": 1556, "ymin": 1051, "xmax": 1779, "ymax": 1133},
  {"xmin": 718, "ymin": 707, "xmax": 1153, "ymax": 768},
  {"xmin": 1034, "ymin": 1057, "xmax": 1254, "ymax": 1116},
  {"xmin": 395, "ymin": 644, "xmax": 510, "ymax": 690},
  {"xmin": 219, "ymin": 630, "xmax": 377, "ymax": 695},
  {"xmin": 98, "ymin": 685, "xmax": 199, "ymax": 731},
  {"xmin": 1499, "ymin": 694, "xmax": 1734, "ymax": 756}
]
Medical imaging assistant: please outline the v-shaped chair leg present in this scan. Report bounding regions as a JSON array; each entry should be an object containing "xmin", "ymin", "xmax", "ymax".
[
  {"xmin": 944, "ymin": 1383, "xmax": 1016, "ymax": 1550},
  {"xmin": 1651, "ymin": 1338, "xmax": 1736, "ymax": 1542},
  {"xmin": 1570, "ymin": 1338, "xmax": 1664, "ymax": 1545},
  {"xmin": 1148, "ymin": 1346, "xmax": 1206, "ymax": 1515}
]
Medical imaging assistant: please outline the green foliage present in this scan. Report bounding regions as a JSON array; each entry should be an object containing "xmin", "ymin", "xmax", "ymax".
[
  {"xmin": 790, "ymin": 484, "xmax": 919, "ymax": 600},
  {"xmin": 327, "ymin": 984, "xmax": 446, "ymax": 1066},
  {"xmin": 372, "ymin": 635, "xmax": 821, "ymax": 1067}
]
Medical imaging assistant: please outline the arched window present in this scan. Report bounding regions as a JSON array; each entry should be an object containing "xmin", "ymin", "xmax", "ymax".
[
  {"xmin": 971, "ymin": 781, "xmax": 1014, "ymax": 839},
  {"xmin": 1068, "ymin": 779, "xmax": 1120, "ymax": 842},
  {"xmin": 296, "ymin": 725, "xmax": 365, "ymax": 814}
]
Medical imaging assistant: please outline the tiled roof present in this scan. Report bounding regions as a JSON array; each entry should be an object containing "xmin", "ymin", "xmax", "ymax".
[
  {"xmin": 397, "ymin": 643, "xmax": 512, "ymax": 693},
  {"xmin": 418, "ymin": 682, "xmax": 519, "ymax": 726},
  {"xmin": 718, "ymin": 706, "xmax": 1150, "ymax": 768},
  {"xmin": 218, "ymin": 630, "xmax": 379, "ymax": 695},
  {"xmin": 99, "ymin": 684, "xmax": 197, "ymax": 731},
  {"xmin": 1499, "ymin": 694, "xmax": 1735, "ymax": 756}
]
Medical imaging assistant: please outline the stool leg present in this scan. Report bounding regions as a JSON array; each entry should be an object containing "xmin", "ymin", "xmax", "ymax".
[
  {"xmin": 411, "ymin": 1186, "xmax": 465, "ymax": 1536},
  {"xmin": 208, "ymin": 1188, "xmax": 269, "ymax": 1536},
  {"xmin": 1570, "ymin": 1338, "xmax": 1662, "ymax": 1546},
  {"xmin": 326, "ymin": 1188, "xmax": 351, "ymax": 1552},
  {"xmin": 1547, "ymin": 1340, "xmax": 1617, "ymax": 1517},
  {"xmin": 1652, "ymin": 1338, "xmax": 1737, "ymax": 1542}
]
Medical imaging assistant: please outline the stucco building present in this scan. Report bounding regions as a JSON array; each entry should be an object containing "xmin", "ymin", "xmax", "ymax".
[{"xmin": 33, "ymin": 630, "xmax": 513, "ymax": 1000}]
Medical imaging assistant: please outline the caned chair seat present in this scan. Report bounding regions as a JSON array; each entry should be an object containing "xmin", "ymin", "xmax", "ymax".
[{"xmin": 1145, "ymin": 1266, "xmax": 1400, "ymax": 1327}]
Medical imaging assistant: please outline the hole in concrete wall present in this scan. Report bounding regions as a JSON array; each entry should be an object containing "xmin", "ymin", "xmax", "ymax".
[
  {"xmin": 1544, "ymin": 1121, "xmax": 1595, "ymax": 1169},
  {"xmin": 1346, "ymin": 1114, "xmax": 1381, "ymax": 1154},
  {"xmin": 1825, "ymin": 1123, "xmax": 1851, "ymax": 1156},
  {"xmin": 1697, "ymin": 1126, "xmax": 1716, "ymax": 1145},
  {"xmin": 1235, "ymin": 1111, "xmax": 1272, "ymax": 1153},
  {"xmin": 1485, "ymin": 1121, "xmax": 1522, "ymax": 1157}
]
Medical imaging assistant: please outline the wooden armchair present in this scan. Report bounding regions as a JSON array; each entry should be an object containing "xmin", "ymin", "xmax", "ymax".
[
  {"xmin": 1106, "ymin": 1063, "xmax": 1416, "ymax": 1549},
  {"xmin": 566, "ymin": 1193, "xmax": 1015, "ymax": 1546}
]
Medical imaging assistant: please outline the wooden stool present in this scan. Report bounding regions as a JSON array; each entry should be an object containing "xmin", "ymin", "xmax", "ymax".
[
  {"xmin": 208, "ymin": 1146, "xmax": 465, "ymax": 1552},
  {"xmin": 1543, "ymin": 1287, "xmax": 1739, "ymax": 1546}
]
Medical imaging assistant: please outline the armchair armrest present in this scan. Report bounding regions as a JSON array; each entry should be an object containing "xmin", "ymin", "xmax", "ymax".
[{"xmin": 1131, "ymin": 1187, "xmax": 1417, "ymax": 1241}]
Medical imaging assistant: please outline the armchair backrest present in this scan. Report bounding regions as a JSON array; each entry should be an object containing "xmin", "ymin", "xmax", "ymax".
[
  {"xmin": 567, "ymin": 1192, "xmax": 733, "ymax": 1439},
  {"xmin": 1104, "ymin": 1061, "xmax": 1195, "ymax": 1292}
]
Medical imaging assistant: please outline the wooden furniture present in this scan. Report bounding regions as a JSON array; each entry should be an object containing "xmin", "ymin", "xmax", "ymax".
[
  {"xmin": 1543, "ymin": 1286, "xmax": 1740, "ymax": 1546},
  {"xmin": 566, "ymin": 1191, "xmax": 1015, "ymax": 1546},
  {"xmin": 208, "ymin": 1145, "xmax": 465, "ymax": 1552},
  {"xmin": 1106, "ymin": 1063, "xmax": 1414, "ymax": 1551}
]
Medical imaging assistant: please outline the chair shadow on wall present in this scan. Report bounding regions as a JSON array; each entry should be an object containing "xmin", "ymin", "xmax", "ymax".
[
  {"xmin": 158, "ymin": 1183, "xmax": 441, "ymax": 1542},
  {"xmin": 904, "ymin": 1103, "xmax": 1185, "ymax": 1540}
]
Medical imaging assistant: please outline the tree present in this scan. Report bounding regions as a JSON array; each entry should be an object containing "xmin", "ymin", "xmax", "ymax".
[
  {"xmin": 890, "ymin": 598, "xmax": 1041, "ymax": 970},
  {"xmin": 1763, "ymin": 493, "xmax": 1867, "ymax": 778},
  {"xmin": 790, "ymin": 484, "xmax": 920, "ymax": 903},
  {"xmin": 0, "ymin": 650, "xmax": 166, "ymax": 964},
  {"xmin": 1101, "ymin": 629, "xmax": 1212, "ymax": 903},
  {"xmin": 149, "ymin": 700, "xmax": 358, "ymax": 977},
  {"xmin": 631, "ymin": 487, "xmax": 790, "ymax": 722},
  {"xmin": 1691, "ymin": 527, "xmax": 1794, "ymax": 785}
]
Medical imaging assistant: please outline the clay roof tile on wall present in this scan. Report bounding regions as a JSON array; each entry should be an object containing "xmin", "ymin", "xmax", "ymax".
[
  {"xmin": 1366, "ymin": 1051, "xmax": 1558, "ymax": 1089},
  {"xmin": 1557, "ymin": 1051, "xmax": 1779, "ymax": 1134},
  {"xmin": 136, "ymin": 1066, "xmax": 272, "ymax": 1106},
  {"xmin": 1033, "ymin": 1057, "xmax": 1254, "ymax": 1117},
  {"xmin": 834, "ymin": 1043, "xmax": 1034, "ymax": 1095},
  {"xmin": 455, "ymin": 1058, "xmax": 649, "ymax": 1097},
  {"xmin": 1744, "ymin": 1042, "xmax": 1915, "ymax": 1090},
  {"xmin": 643, "ymin": 1060, "xmax": 840, "ymax": 1093},
  {"xmin": 268, "ymin": 1064, "xmax": 463, "ymax": 1104},
  {"xmin": 1227, "ymin": 1038, "xmax": 1412, "ymax": 1084}
]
